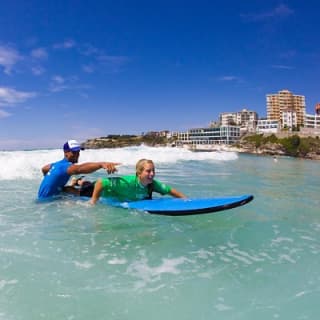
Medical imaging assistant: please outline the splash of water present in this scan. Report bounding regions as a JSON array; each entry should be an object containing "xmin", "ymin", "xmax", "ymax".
[{"xmin": 0, "ymin": 145, "xmax": 238, "ymax": 180}]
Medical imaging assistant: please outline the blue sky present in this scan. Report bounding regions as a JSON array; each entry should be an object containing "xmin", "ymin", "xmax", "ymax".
[{"xmin": 0, "ymin": 1, "xmax": 319, "ymax": 150}]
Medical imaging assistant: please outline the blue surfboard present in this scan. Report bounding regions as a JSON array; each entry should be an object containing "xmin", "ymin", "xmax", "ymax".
[{"xmin": 99, "ymin": 194, "xmax": 254, "ymax": 216}]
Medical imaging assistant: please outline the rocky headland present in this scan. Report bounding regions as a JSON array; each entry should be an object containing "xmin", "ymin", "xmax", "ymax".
[
  {"xmin": 81, "ymin": 133, "xmax": 320, "ymax": 161},
  {"xmin": 235, "ymin": 133, "xmax": 320, "ymax": 160},
  {"xmin": 81, "ymin": 134, "xmax": 175, "ymax": 149}
]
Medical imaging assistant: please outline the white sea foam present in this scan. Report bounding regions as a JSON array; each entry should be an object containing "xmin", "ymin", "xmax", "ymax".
[
  {"xmin": 107, "ymin": 258, "xmax": 127, "ymax": 265},
  {"xmin": 0, "ymin": 145, "xmax": 238, "ymax": 180},
  {"xmin": 0, "ymin": 279, "xmax": 18, "ymax": 290},
  {"xmin": 74, "ymin": 261, "xmax": 94, "ymax": 269},
  {"xmin": 127, "ymin": 255, "xmax": 188, "ymax": 289}
]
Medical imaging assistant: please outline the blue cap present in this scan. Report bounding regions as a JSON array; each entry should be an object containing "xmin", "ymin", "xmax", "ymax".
[{"xmin": 63, "ymin": 140, "xmax": 83, "ymax": 152}]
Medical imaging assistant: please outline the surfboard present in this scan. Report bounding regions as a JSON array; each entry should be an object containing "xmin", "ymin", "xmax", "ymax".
[{"xmin": 100, "ymin": 194, "xmax": 254, "ymax": 216}]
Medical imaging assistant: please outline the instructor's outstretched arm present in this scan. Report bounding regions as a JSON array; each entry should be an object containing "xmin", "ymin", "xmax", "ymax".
[{"xmin": 68, "ymin": 162, "xmax": 121, "ymax": 175}]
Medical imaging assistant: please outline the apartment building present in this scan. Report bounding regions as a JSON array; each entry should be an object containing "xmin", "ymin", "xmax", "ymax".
[
  {"xmin": 302, "ymin": 103, "xmax": 320, "ymax": 136},
  {"xmin": 282, "ymin": 110, "xmax": 297, "ymax": 129},
  {"xmin": 266, "ymin": 89, "xmax": 306, "ymax": 128},
  {"xmin": 304, "ymin": 113, "xmax": 320, "ymax": 129},
  {"xmin": 256, "ymin": 119, "xmax": 279, "ymax": 133},
  {"xmin": 219, "ymin": 109, "xmax": 258, "ymax": 132}
]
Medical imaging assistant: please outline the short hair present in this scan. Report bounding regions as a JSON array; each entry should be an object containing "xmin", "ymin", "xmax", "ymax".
[{"xmin": 136, "ymin": 159, "xmax": 154, "ymax": 176}]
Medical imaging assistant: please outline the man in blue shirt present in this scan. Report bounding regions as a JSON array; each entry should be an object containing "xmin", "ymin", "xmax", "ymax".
[{"xmin": 38, "ymin": 139, "xmax": 120, "ymax": 199}]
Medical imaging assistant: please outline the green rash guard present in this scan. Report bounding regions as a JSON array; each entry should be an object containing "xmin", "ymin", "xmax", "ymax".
[{"xmin": 100, "ymin": 175, "xmax": 172, "ymax": 201}]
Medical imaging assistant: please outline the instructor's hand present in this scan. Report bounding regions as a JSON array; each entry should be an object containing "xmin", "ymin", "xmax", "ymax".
[{"xmin": 102, "ymin": 162, "xmax": 121, "ymax": 174}]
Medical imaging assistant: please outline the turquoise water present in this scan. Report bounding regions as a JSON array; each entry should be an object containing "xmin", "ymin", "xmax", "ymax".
[{"xmin": 0, "ymin": 146, "xmax": 319, "ymax": 319}]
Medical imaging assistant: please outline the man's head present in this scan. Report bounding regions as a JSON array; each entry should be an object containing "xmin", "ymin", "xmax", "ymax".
[
  {"xmin": 63, "ymin": 140, "xmax": 83, "ymax": 163},
  {"xmin": 63, "ymin": 140, "xmax": 82, "ymax": 152}
]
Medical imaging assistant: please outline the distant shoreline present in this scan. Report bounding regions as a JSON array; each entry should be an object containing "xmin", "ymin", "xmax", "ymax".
[{"xmin": 81, "ymin": 134, "xmax": 320, "ymax": 161}]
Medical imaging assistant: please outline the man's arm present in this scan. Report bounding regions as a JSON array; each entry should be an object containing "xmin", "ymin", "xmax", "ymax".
[
  {"xmin": 41, "ymin": 164, "xmax": 51, "ymax": 176},
  {"xmin": 67, "ymin": 162, "xmax": 121, "ymax": 175}
]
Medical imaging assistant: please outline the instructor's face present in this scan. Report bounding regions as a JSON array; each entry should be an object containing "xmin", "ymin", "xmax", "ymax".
[{"xmin": 65, "ymin": 150, "xmax": 80, "ymax": 163}]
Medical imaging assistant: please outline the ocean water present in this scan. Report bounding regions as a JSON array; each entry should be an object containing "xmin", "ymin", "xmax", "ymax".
[{"xmin": 0, "ymin": 145, "xmax": 319, "ymax": 320}]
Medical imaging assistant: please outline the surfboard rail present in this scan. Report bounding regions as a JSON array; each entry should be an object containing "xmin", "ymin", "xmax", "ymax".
[
  {"xmin": 147, "ymin": 195, "xmax": 254, "ymax": 216},
  {"xmin": 109, "ymin": 194, "xmax": 254, "ymax": 216}
]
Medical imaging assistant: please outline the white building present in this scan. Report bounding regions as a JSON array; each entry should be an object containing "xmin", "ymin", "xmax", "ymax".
[
  {"xmin": 177, "ymin": 125, "xmax": 240, "ymax": 147},
  {"xmin": 282, "ymin": 110, "xmax": 297, "ymax": 130},
  {"xmin": 256, "ymin": 119, "xmax": 279, "ymax": 133},
  {"xmin": 304, "ymin": 113, "xmax": 320, "ymax": 129},
  {"xmin": 301, "ymin": 113, "xmax": 320, "ymax": 136},
  {"xmin": 220, "ymin": 109, "xmax": 258, "ymax": 133}
]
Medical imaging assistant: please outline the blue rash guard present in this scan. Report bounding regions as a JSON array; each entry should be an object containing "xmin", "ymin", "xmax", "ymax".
[{"xmin": 38, "ymin": 158, "xmax": 72, "ymax": 199}]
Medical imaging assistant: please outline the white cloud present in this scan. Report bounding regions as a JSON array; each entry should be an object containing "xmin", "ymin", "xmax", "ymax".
[
  {"xmin": 0, "ymin": 45, "xmax": 48, "ymax": 77},
  {"xmin": 218, "ymin": 75, "xmax": 239, "ymax": 81},
  {"xmin": 31, "ymin": 66, "xmax": 46, "ymax": 75},
  {"xmin": 273, "ymin": 4, "xmax": 294, "ymax": 17},
  {"xmin": 49, "ymin": 75, "xmax": 90, "ymax": 93},
  {"xmin": 241, "ymin": 4, "xmax": 294, "ymax": 22},
  {"xmin": 49, "ymin": 75, "xmax": 66, "ymax": 92},
  {"xmin": 97, "ymin": 54, "xmax": 129, "ymax": 73},
  {"xmin": 29, "ymin": 49, "xmax": 47, "ymax": 76},
  {"xmin": 280, "ymin": 50, "xmax": 296, "ymax": 59},
  {"xmin": 0, "ymin": 109, "xmax": 11, "ymax": 118},
  {"xmin": 52, "ymin": 75, "xmax": 65, "ymax": 84},
  {"xmin": 82, "ymin": 64, "xmax": 95, "ymax": 73},
  {"xmin": 0, "ymin": 87, "xmax": 36, "ymax": 106},
  {"xmin": 53, "ymin": 39, "xmax": 76, "ymax": 49},
  {"xmin": 31, "ymin": 47, "xmax": 48, "ymax": 59},
  {"xmin": 80, "ymin": 44, "xmax": 100, "ymax": 56},
  {"xmin": 272, "ymin": 64, "xmax": 294, "ymax": 70},
  {"xmin": 0, "ymin": 45, "xmax": 22, "ymax": 74},
  {"xmin": 49, "ymin": 84, "xmax": 68, "ymax": 93},
  {"xmin": 80, "ymin": 44, "xmax": 129, "ymax": 72},
  {"xmin": 97, "ymin": 54, "xmax": 129, "ymax": 65}
]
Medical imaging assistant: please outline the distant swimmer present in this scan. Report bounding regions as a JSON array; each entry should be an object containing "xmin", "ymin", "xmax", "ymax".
[{"xmin": 273, "ymin": 156, "xmax": 278, "ymax": 162}]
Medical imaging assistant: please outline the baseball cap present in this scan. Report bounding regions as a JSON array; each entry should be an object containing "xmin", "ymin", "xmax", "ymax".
[{"xmin": 63, "ymin": 140, "xmax": 84, "ymax": 152}]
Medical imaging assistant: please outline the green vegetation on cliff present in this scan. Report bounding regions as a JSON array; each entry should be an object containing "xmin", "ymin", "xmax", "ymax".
[
  {"xmin": 82, "ymin": 134, "xmax": 176, "ymax": 149},
  {"xmin": 241, "ymin": 134, "xmax": 320, "ymax": 158},
  {"xmin": 82, "ymin": 132, "xmax": 320, "ymax": 160}
]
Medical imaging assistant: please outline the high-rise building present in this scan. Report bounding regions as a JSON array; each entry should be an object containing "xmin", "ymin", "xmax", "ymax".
[{"xmin": 266, "ymin": 89, "xmax": 306, "ymax": 129}]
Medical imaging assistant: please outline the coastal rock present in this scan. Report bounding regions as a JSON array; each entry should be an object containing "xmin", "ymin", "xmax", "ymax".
[
  {"xmin": 81, "ymin": 134, "xmax": 172, "ymax": 149},
  {"xmin": 81, "ymin": 133, "xmax": 320, "ymax": 161}
]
